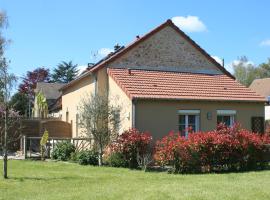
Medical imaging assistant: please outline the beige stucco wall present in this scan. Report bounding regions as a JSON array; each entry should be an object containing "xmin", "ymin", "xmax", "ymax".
[
  {"xmin": 97, "ymin": 67, "xmax": 108, "ymax": 96},
  {"xmin": 108, "ymin": 26, "xmax": 222, "ymax": 75},
  {"xmin": 61, "ymin": 67, "xmax": 109, "ymax": 138},
  {"xmin": 135, "ymin": 100, "xmax": 265, "ymax": 140},
  {"xmin": 108, "ymin": 76, "xmax": 132, "ymax": 134},
  {"xmin": 62, "ymin": 75, "xmax": 95, "ymax": 137}
]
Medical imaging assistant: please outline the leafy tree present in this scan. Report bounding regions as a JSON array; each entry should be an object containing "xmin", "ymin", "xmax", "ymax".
[
  {"xmin": 18, "ymin": 67, "xmax": 50, "ymax": 116},
  {"xmin": 51, "ymin": 61, "xmax": 78, "ymax": 83},
  {"xmin": 0, "ymin": 10, "xmax": 8, "ymax": 57},
  {"xmin": 9, "ymin": 92, "xmax": 29, "ymax": 116},
  {"xmin": 0, "ymin": 57, "xmax": 19, "ymax": 179},
  {"xmin": 258, "ymin": 58, "xmax": 270, "ymax": 78},
  {"xmin": 79, "ymin": 94, "xmax": 121, "ymax": 166},
  {"xmin": 36, "ymin": 91, "xmax": 48, "ymax": 118},
  {"xmin": 233, "ymin": 56, "xmax": 264, "ymax": 86},
  {"xmin": 40, "ymin": 130, "xmax": 49, "ymax": 161},
  {"xmin": 0, "ymin": 11, "xmax": 8, "ymax": 103}
]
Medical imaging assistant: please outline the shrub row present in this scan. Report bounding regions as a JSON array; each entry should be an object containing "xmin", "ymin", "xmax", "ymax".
[
  {"xmin": 51, "ymin": 125, "xmax": 270, "ymax": 173},
  {"xmin": 154, "ymin": 124, "xmax": 270, "ymax": 173},
  {"xmin": 51, "ymin": 141, "xmax": 98, "ymax": 165}
]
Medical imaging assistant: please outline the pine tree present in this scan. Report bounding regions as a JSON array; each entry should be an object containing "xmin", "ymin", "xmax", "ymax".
[{"xmin": 51, "ymin": 61, "xmax": 79, "ymax": 83}]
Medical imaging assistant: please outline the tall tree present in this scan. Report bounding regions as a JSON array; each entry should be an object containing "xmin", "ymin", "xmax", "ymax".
[
  {"xmin": 79, "ymin": 94, "xmax": 121, "ymax": 166},
  {"xmin": 0, "ymin": 57, "xmax": 19, "ymax": 179},
  {"xmin": 18, "ymin": 67, "xmax": 50, "ymax": 116},
  {"xmin": 233, "ymin": 57, "xmax": 270, "ymax": 86},
  {"xmin": 0, "ymin": 11, "xmax": 8, "ymax": 103},
  {"xmin": 258, "ymin": 58, "xmax": 270, "ymax": 78},
  {"xmin": 233, "ymin": 57, "xmax": 260, "ymax": 86},
  {"xmin": 9, "ymin": 92, "xmax": 28, "ymax": 116},
  {"xmin": 51, "ymin": 61, "xmax": 78, "ymax": 83}
]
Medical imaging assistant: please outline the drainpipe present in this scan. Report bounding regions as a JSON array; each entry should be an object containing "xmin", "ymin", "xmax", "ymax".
[
  {"xmin": 132, "ymin": 99, "xmax": 136, "ymax": 128},
  {"xmin": 94, "ymin": 73, "xmax": 98, "ymax": 96}
]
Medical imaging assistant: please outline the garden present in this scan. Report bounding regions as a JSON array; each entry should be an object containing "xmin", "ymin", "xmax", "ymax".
[{"xmin": 49, "ymin": 124, "xmax": 270, "ymax": 174}]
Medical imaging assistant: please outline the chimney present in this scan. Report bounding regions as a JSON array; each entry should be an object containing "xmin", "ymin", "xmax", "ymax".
[
  {"xmin": 127, "ymin": 68, "xmax": 131, "ymax": 75},
  {"xmin": 88, "ymin": 63, "xmax": 94, "ymax": 68},
  {"xmin": 87, "ymin": 63, "xmax": 95, "ymax": 69}
]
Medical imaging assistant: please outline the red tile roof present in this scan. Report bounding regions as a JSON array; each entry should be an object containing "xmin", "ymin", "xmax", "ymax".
[{"xmin": 108, "ymin": 68, "xmax": 266, "ymax": 102}]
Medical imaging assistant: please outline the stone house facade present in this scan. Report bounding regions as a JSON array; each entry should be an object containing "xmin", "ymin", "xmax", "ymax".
[{"xmin": 60, "ymin": 20, "xmax": 266, "ymax": 139}]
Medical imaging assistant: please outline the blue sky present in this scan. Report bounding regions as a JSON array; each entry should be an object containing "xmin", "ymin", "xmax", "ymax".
[{"xmin": 1, "ymin": 0, "xmax": 270, "ymax": 80}]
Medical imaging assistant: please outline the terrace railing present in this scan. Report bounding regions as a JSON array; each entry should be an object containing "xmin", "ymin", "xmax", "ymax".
[{"xmin": 20, "ymin": 135, "xmax": 94, "ymax": 159}]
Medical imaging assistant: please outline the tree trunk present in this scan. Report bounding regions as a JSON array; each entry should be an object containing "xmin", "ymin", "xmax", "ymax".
[
  {"xmin": 3, "ymin": 149, "xmax": 7, "ymax": 179},
  {"xmin": 3, "ymin": 61, "xmax": 8, "ymax": 179},
  {"xmin": 3, "ymin": 90, "xmax": 8, "ymax": 179},
  {"xmin": 98, "ymin": 143, "xmax": 103, "ymax": 166}
]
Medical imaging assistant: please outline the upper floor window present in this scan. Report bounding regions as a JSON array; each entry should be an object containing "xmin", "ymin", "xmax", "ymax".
[
  {"xmin": 217, "ymin": 110, "xmax": 236, "ymax": 127},
  {"xmin": 178, "ymin": 110, "xmax": 200, "ymax": 137}
]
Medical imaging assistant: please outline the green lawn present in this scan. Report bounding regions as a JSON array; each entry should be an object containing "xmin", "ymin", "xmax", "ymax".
[{"xmin": 0, "ymin": 160, "xmax": 270, "ymax": 200}]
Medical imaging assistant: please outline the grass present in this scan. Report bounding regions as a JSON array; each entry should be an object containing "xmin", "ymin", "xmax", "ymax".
[{"xmin": 0, "ymin": 160, "xmax": 270, "ymax": 200}]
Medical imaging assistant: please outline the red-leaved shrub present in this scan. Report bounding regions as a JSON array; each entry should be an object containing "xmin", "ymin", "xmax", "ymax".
[
  {"xmin": 154, "ymin": 124, "xmax": 270, "ymax": 173},
  {"xmin": 104, "ymin": 128, "xmax": 152, "ymax": 168}
]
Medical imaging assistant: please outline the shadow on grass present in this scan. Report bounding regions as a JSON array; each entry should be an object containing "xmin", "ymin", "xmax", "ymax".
[
  {"xmin": 8, "ymin": 176, "xmax": 79, "ymax": 182},
  {"xmin": 144, "ymin": 163, "xmax": 270, "ymax": 175}
]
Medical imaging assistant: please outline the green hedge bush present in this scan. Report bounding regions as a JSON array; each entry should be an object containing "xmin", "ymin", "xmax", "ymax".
[
  {"xmin": 51, "ymin": 141, "xmax": 75, "ymax": 161},
  {"xmin": 77, "ymin": 150, "xmax": 99, "ymax": 166},
  {"xmin": 105, "ymin": 152, "xmax": 128, "ymax": 168}
]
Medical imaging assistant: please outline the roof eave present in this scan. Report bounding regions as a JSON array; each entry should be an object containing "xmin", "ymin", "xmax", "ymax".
[
  {"xmin": 59, "ymin": 71, "xmax": 92, "ymax": 91},
  {"xmin": 132, "ymin": 96, "xmax": 266, "ymax": 103}
]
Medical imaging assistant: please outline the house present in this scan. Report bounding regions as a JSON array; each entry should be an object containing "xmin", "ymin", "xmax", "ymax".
[
  {"xmin": 250, "ymin": 78, "xmax": 270, "ymax": 120},
  {"xmin": 33, "ymin": 82, "xmax": 65, "ymax": 118},
  {"xmin": 60, "ymin": 19, "xmax": 266, "ymax": 139}
]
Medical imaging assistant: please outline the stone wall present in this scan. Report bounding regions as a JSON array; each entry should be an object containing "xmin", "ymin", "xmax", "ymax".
[{"xmin": 108, "ymin": 26, "xmax": 222, "ymax": 75}]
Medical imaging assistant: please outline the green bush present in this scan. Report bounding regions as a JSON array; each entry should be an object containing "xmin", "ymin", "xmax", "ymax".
[
  {"xmin": 70, "ymin": 151, "xmax": 79, "ymax": 162},
  {"xmin": 106, "ymin": 152, "xmax": 128, "ymax": 168},
  {"xmin": 77, "ymin": 150, "xmax": 99, "ymax": 166},
  {"xmin": 51, "ymin": 141, "xmax": 75, "ymax": 161}
]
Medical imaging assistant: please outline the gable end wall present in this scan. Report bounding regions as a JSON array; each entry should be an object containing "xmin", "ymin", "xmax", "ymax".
[{"xmin": 108, "ymin": 26, "xmax": 223, "ymax": 75}]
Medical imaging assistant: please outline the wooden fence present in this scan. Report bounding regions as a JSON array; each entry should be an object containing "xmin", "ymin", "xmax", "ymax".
[{"xmin": 20, "ymin": 136, "xmax": 94, "ymax": 159}]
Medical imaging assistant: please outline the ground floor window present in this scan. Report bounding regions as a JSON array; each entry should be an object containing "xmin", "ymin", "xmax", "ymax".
[
  {"xmin": 251, "ymin": 116, "xmax": 264, "ymax": 133},
  {"xmin": 178, "ymin": 110, "xmax": 200, "ymax": 137},
  {"xmin": 217, "ymin": 110, "xmax": 236, "ymax": 127}
]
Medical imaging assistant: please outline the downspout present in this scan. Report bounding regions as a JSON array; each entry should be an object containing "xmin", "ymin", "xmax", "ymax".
[
  {"xmin": 94, "ymin": 73, "xmax": 98, "ymax": 96},
  {"xmin": 132, "ymin": 99, "xmax": 136, "ymax": 128}
]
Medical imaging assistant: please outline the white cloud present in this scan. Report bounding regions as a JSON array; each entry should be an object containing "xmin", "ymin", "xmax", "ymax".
[
  {"xmin": 172, "ymin": 16, "xmax": 207, "ymax": 33},
  {"xmin": 98, "ymin": 48, "xmax": 114, "ymax": 57},
  {"xmin": 225, "ymin": 59, "xmax": 255, "ymax": 73},
  {"xmin": 260, "ymin": 39, "xmax": 270, "ymax": 47},
  {"xmin": 211, "ymin": 56, "xmax": 223, "ymax": 65},
  {"xmin": 77, "ymin": 65, "xmax": 87, "ymax": 76}
]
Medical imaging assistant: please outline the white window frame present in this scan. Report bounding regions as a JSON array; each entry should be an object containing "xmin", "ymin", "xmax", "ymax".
[
  {"xmin": 217, "ymin": 110, "xmax": 236, "ymax": 127},
  {"xmin": 178, "ymin": 110, "xmax": 200, "ymax": 137}
]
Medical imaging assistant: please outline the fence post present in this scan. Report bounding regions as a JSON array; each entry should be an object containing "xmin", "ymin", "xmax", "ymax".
[
  {"xmin": 29, "ymin": 139, "xmax": 32, "ymax": 158},
  {"xmin": 71, "ymin": 138, "xmax": 74, "ymax": 146},
  {"xmin": 47, "ymin": 139, "xmax": 51, "ymax": 159},
  {"xmin": 23, "ymin": 135, "xmax": 27, "ymax": 159},
  {"xmin": 52, "ymin": 139, "xmax": 54, "ymax": 152}
]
